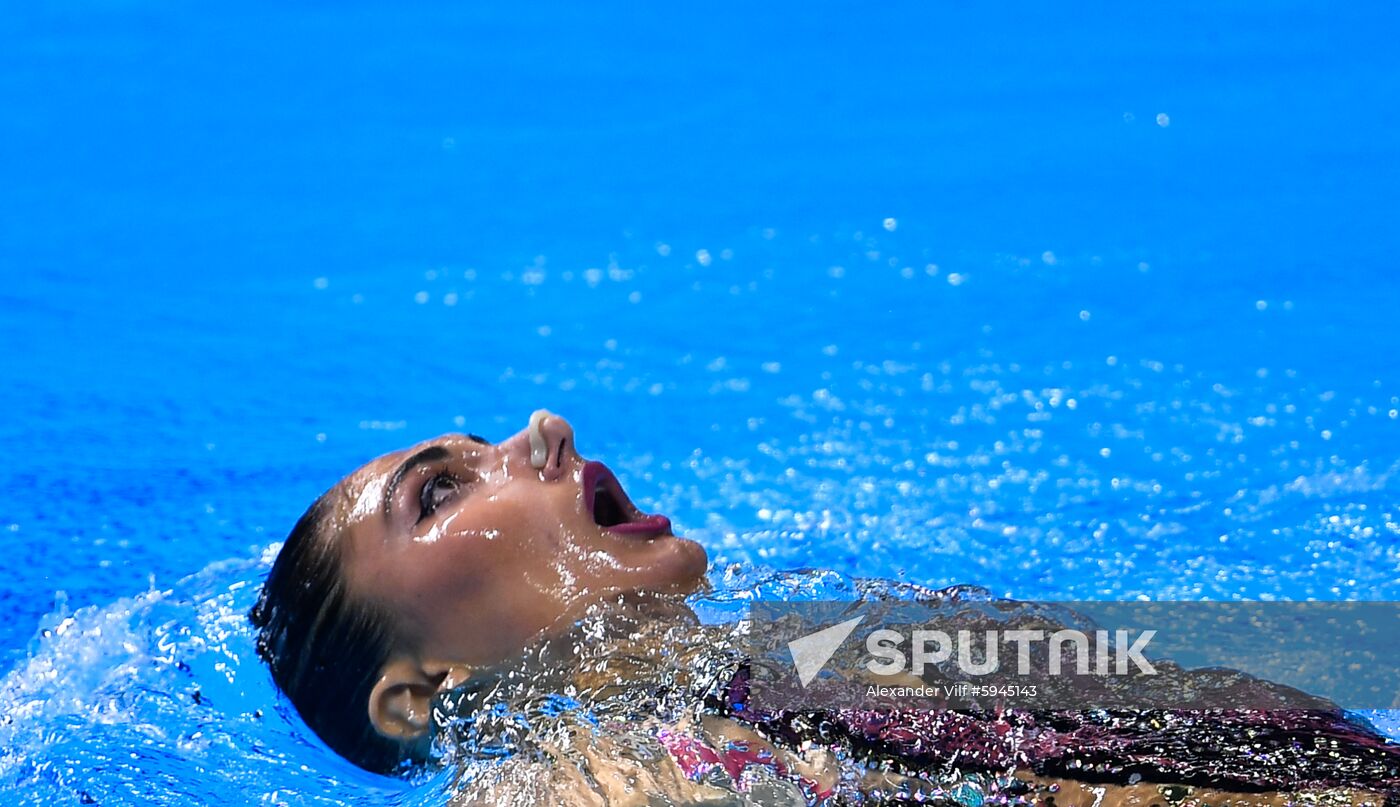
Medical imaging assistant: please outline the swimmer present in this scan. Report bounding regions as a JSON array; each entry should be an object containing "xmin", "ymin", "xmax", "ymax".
[{"xmin": 250, "ymin": 411, "xmax": 1400, "ymax": 805}]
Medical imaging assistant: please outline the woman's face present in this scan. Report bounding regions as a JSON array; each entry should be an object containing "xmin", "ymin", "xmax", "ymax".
[{"xmin": 325, "ymin": 412, "xmax": 708, "ymax": 668}]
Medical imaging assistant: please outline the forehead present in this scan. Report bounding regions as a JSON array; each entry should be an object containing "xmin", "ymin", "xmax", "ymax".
[
  {"xmin": 337, "ymin": 451, "xmax": 404, "ymax": 521},
  {"xmin": 329, "ymin": 433, "xmax": 478, "ymax": 523},
  {"xmin": 331, "ymin": 440, "xmax": 430, "ymax": 521}
]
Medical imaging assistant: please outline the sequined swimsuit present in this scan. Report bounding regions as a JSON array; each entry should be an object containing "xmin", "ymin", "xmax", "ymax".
[{"xmin": 663, "ymin": 665, "xmax": 1400, "ymax": 800}]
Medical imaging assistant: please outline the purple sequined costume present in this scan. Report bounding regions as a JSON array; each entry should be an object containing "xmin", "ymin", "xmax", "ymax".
[{"xmin": 717, "ymin": 666, "xmax": 1400, "ymax": 798}]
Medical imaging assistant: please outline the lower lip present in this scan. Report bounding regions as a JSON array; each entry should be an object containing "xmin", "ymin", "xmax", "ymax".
[{"xmin": 605, "ymin": 514, "xmax": 672, "ymax": 537}]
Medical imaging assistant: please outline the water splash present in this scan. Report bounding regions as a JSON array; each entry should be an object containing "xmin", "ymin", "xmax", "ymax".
[
  {"xmin": 3, "ymin": 556, "xmax": 1396, "ymax": 805},
  {"xmin": 0, "ymin": 552, "xmax": 422, "ymax": 807}
]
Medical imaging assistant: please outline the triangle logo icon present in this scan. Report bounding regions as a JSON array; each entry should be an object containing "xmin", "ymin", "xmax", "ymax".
[{"xmin": 788, "ymin": 616, "xmax": 864, "ymax": 687}]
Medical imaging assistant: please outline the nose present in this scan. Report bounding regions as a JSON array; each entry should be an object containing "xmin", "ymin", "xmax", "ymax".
[{"xmin": 523, "ymin": 409, "xmax": 577, "ymax": 482}]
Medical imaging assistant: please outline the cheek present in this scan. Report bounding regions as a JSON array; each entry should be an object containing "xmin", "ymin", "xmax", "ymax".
[
  {"xmin": 384, "ymin": 545, "xmax": 486, "ymax": 613},
  {"xmin": 408, "ymin": 486, "xmax": 605, "ymax": 606},
  {"xmin": 435, "ymin": 498, "xmax": 574, "ymax": 586},
  {"xmin": 386, "ymin": 511, "xmax": 518, "ymax": 602},
  {"xmin": 482, "ymin": 482, "xmax": 590, "ymax": 550}
]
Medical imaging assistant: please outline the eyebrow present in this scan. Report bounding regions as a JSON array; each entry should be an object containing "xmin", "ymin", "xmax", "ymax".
[{"xmin": 382, "ymin": 445, "xmax": 452, "ymax": 518}]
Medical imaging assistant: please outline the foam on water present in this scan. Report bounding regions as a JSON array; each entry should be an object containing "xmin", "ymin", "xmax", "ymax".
[
  {"xmin": 0, "ymin": 552, "xmax": 429, "ymax": 807},
  {"xmin": 5, "ymin": 549, "xmax": 1397, "ymax": 805}
]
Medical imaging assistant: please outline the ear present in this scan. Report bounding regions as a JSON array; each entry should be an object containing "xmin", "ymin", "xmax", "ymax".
[{"xmin": 367, "ymin": 658, "xmax": 476, "ymax": 741}]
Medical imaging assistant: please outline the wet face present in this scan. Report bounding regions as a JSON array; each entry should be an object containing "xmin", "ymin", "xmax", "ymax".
[{"xmin": 328, "ymin": 412, "xmax": 709, "ymax": 669}]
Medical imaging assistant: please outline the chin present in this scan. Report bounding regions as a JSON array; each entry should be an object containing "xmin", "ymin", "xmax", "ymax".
[
  {"xmin": 632, "ymin": 533, "xmax": 708, "ymax": 593},
  {"xmin": 662, "ymin": 534, "xmax": 710, "ymax": 590}
]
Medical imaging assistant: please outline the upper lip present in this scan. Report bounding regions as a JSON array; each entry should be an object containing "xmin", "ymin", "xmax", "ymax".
[{"xmin": 582, "ymin": 460, "xmax": 672, "ymax": 537}]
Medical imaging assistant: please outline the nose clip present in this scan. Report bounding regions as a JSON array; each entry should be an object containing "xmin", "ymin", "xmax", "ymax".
[{"xmin": 528, "ymin": 409, "xmax": 555, "ymax": 469}]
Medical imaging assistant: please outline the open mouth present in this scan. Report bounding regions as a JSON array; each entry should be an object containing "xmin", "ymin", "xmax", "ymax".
[{"xmin": 583, "ymin": 461, "xmax": 673, "ymax": 537}]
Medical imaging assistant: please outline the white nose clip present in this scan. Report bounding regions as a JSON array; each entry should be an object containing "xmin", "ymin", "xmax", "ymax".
[{"xmin": 528, "ymin": 409, "xmax": 555, "ymax": 469}]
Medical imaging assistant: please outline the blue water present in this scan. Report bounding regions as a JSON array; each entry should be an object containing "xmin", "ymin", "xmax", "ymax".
[{"xmin": 3, "ymin": 1, "xmax": 1399, "ymax": 803}]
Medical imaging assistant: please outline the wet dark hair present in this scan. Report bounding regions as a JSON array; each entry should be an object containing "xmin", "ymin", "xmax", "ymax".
[{"xmin": 249, "ymin": 492, "xmax": 407, "ymax": 774}]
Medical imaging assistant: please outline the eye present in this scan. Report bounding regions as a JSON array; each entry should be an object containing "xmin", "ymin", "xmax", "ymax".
[
  {"xmin": 418, "ymin": 473, "xmax": 461, "ymax": 521},
  {"xmin": 467, "ymin": 433, "xmax": 489, "ymax": 445}
]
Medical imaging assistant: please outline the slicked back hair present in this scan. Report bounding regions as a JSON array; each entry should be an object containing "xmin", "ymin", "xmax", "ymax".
[{"xmin": 249, "ymin": 492, "xmax": 406, "ymax": 773}]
